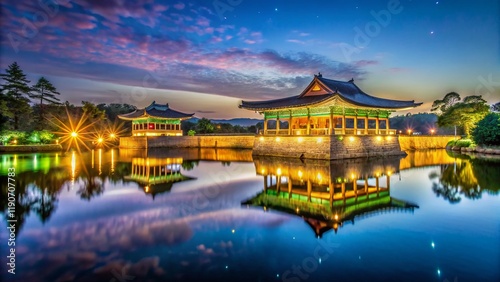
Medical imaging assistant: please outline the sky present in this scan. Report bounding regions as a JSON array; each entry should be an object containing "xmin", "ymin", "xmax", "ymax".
[{"xmin": 0, "ymin": 0, "xmax": 499, "ymax": 119}]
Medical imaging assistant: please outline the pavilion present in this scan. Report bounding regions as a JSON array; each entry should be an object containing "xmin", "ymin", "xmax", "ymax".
[
  {"xmin": 240, "ymin": 74, "xmax": 422, "ymax": 135},
  {"xmin": 118, "ymin": 101, "xmax": 194, "ymax": 136}
]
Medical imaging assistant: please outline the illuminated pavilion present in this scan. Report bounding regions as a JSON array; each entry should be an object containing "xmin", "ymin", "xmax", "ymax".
[
  {"xmin": 240, "ymin": 73, "xmax": 422, "ymax": 135},
  {"xmin": 118, "ymin": 101, "xmax": 194, "ymax": 136},
  {"xmin": 243, "ymin": 156, "xmax": 419, "ymax": 237}
]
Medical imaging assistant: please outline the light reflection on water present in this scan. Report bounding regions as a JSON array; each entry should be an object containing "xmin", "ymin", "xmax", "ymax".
[{"xmin": 0, "ymin": 149, "xmax": 499, "ymax": 282}]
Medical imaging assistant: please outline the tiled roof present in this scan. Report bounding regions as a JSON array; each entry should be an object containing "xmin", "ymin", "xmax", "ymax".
[
  {"xmin": 118, "ymin": 101, "xmax": 194, "ymax": 120},
  {"xmin": 240, "ymin": 76, "xmax": 422, "ymax": 111}
]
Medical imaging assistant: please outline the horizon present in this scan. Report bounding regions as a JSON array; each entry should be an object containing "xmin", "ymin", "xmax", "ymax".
[{"xmin": 1, "ymin": 0, "xmax": 498, "ymax": 119}]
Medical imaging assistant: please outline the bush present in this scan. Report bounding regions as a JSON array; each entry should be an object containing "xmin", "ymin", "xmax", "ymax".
[
  {"xmin": 473, "ymin": 113, "xmax": 500, "ymax": 146},
  {"xmin": 187, "ymin": 130, "xmax": 196, "ymax": 136}
]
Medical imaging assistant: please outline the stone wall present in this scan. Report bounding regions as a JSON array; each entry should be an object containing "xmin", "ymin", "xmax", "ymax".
[
  {"xmin": 253, "ymin": 135, "xmax": 405, "ymax": 160},
  {"xmin": 399, "ymin": 135, "xmax": 455, "ymax": 151},
  {"xmin": 119, "ymin": 135, "xmax": 254, "ymax": 149},
  {"xmin": 0, "ymin": 144, "xmax": 62, "ymax": 153}
]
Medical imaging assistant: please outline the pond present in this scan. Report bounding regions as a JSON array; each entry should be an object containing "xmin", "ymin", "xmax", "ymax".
[{"xmin": 1, "ymin": 149, "xmax": 499, "ymax": 282}]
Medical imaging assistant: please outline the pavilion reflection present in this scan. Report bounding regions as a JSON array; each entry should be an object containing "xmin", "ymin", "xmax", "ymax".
[
  {"xmin": 123, "ymin": 156, "xmax": 194, "ymax": 199},
  {"xmin": 243, "ymin": 156, "xmax": 419, "ymax": 237}
]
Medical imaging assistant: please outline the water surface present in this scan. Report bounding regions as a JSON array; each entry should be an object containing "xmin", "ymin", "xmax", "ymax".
[{"xmin": 1, "ymin": 149, "xmax": 499, "ymax": 282}]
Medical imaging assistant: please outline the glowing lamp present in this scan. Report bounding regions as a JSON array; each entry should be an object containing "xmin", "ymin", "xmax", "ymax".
[
  {"xmin": 110, "ymin": 133, "xmax": 116, "ymax": 138},
  {"xmin": 276, "ymin": 137, "xmax": 281, "ymax": 142},
  {"xmin": 349, "ymin": 136, "xmax": 355, "ymax": 142},
  {"xmin": 145, "ymin": 186, "xmax": 149, "ymax": 192},
  {"xmin": 277, "ymin": 168, "xmax": 282, "ymax": 176},
  {"xmin": 97, "ymin": 138, "xmax": 103, "ymax": 143},
  {"xmin": 71, "ymin": 132, "xmax": 78, "ymax": 138}
]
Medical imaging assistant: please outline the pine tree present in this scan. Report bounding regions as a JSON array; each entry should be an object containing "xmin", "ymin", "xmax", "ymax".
[
  {"xmin": 31, "ymin": 77, "xmax": 61, "ymax": 129},
  {"xmin": 0, "ymin": 62, "xmax": 32, "ymax": 130}
]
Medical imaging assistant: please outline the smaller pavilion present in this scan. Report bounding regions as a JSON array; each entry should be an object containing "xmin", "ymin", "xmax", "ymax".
[{"xmin": 118, "ymin": 101, "xmax": 194, "ymax": 136}]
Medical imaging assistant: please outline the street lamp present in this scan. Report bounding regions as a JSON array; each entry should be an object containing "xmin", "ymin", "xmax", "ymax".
[
  {"xmin": 430, "ymin": 129, "xmax": 435, "ymax": 135},
  {"xmin": 407, "ymin": 129, "xmax": 412, "ymax": 135}
]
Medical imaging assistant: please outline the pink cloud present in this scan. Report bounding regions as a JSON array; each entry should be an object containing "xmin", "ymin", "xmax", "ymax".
[{"xmin": 174, "ymin": 2, "xmax": 185, "ymax": 10}]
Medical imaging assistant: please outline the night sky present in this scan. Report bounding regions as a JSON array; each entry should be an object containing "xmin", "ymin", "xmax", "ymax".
[{"xmin": 1, "ymin": 0, "xmax": 498, "ymax": 119}]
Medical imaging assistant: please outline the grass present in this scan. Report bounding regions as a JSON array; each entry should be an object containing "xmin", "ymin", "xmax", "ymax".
[{"xmin": 447, "ymin": 139, "xmax": 476, "ymax": 148}]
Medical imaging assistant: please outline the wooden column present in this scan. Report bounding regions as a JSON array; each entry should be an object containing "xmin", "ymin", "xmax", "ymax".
[
  {"xmin": 329, "ymin": 180, "xmax": 334, "ymax": 204},
  {"xmin": 354, "ymin": 115, "xmax": 358, "ymax": 135},
  {"xmin": 306, "ymin": 109, "xmax": 311, "ymax": 135},
  {"xmin": 276, "ymin": 116, "xmax": 280, "ymax": 135},
  {"xmin": 329, "ymin": 108, "xmax": 334, "ymax": 135},
  {"xmin": 386, "ymin": 118, "xmax": 390, "ymax": 134},
  {"xmin": 375, "ymin": 116, "xmax": 380, "ymax": 135},
  {"xmin": 364, "ymin": 115, "xmax": 368, "ymax": 135},
  {"xmin": 288, "ymin": 110, "xmax": 293, "ymax": 135},
  {"xmin": 263, "ymin": 116, "xmax": 268, "ymax": 135},
  {"xmin": 342, "ymin": 108, "xmax": 346, "ymax": 135},
  {"xmin": 263, "ymin": 175, "xmax": 268, "ymax": 193},
  {"xmin": 288, "ymin": 178, "xmax": 293, "ymax": 199},
  {"xmin": 307, "ymin": 179, "xmax": 312, "ymax": 202},
  {"xmin": 277, "ymin": 174, "xmax": 281, "ymax": 194}
]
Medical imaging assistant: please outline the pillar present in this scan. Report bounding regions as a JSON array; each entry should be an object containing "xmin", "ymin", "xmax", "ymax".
[
  {"xmin": 329, "ymin": 180, "xmax": 334, "ymax": 203},
  {"xmin": 288, "ymin": 178, "xmax": 293, "ymax": 199},
  {"xmin": 306, "ymin": 109, "xmax": 311, "ymax": 135},
  {"xmin": 375, "ymin": 116, "xmax": 379, "ymax": 135},
  {"xmin": 386, "ymin": 118, "xmax": 390, "ymax": 134},
  {"xmin": 276, "ymin": 117, "xmax": 280, "ymax": 135},
  {"xmin": 288, "ymin": 110, "xmax": 293, "ymax": 135},
  {"xmin": 263, "ymin": 117, "xmax": 268, "ymax": 135},
  {"xmin": 329, "ymin": 109, "xmax": 334, "ymax": 135},
  {"xmin": 364, "ymin": 115, "xmax": 368, "ymax": 135},
  {"xmin": 342, "ymin": 113, "xmax": 346, "ymax": 135},
  {"xmin": 277, "ymin": 174, "xmax": 281, "ymax": 194},
  {"xmin": 354, "ymin": 115, "xmax": 358, "ymax": 135},
  {"xmin": 387, "ymin": 175, "xmax": 391, "ymax": 190},
  {"xmin": 307, "ymin": 179, "xmax": 312, "ymax": 202}
]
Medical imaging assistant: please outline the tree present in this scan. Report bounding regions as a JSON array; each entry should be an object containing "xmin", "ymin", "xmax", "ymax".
[
  {"xmin": 434, "ymin": 93, "xmax": 489, "ymax": 137},
  {"xmin": 195, "ymin": 118, "xmax": 214, "ymax": 134},
  {"xmin": 472, "ymin": 113, "xmax": 500, "ymax": 146},
  {"xmin": 492, "ymin": 102, "xmax": 500, "ymax": 112},
  {"xmin": 0, "ymin": 62, "xmax": 32, "ymax": 130},
  {"xmin": 31, "ymin": 77, "xmax": 61, "ymax": 129},
  {"xmin": 431, "ymin": 92, "xmax": 460, "ymax": 114},
  {"xmin": 82, "ymin": 101, "xmax": 106, "ymax": 131}
]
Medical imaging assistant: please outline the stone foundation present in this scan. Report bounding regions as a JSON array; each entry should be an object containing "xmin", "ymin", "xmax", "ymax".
[
  {"xmin": 120, "ymin": 135, "xmax": 255, "ymax": 149},
  {"xmin": 253, "ymin": 135, "xmax": 405, "ymax": 160}
]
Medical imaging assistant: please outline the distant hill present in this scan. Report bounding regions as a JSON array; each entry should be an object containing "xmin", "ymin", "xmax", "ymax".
[{"xmin": 189, "ymin": 117, "xmax": 262, "ymax": 127}]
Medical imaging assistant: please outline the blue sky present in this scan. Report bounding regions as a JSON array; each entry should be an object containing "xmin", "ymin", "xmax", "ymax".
[{"xmin": 1, "ymin": 0, "xmax": 498, "ymax": 118}]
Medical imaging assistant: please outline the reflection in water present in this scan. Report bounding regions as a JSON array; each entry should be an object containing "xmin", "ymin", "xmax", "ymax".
[
  {"xmin": 0, "ymin": 148, "xmax": 255, "ymax": 234},
  {"xmin": 123, "ymin": 157, "xmax": 195, "ymax": 199},
  {"xmin": 429, "ymin": 152, "xmax": 500, "ymax": 204},
  {"xmin": 244, "ymin": 156, "xmax": 419, "ymax": 237}
]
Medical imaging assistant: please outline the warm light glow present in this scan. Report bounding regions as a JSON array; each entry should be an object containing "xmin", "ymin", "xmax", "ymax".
[
  {"xmin": 277, "ymin": 168, "xmax": 282, "ymax": 176},
  {"xmin": 387, "ymin": 171, "xmax": 392, "ymax": 176},
  {"xmin": 386, "ymin": 136, "xmax": 393, "ymax": 141},
  {"xmin": 376, "ymin": 136, "xmax": 382, "ymax": 141},
  {"xmin": 296, "ymin": 207, "xmax": 300, "ymax": 213},
  {"xmin": 298, "ymin": 170, "xmax": 303, "ymax": 178},
  {"xmin": 97, "ymin": 137, "xmax": 103, "ymax": 143},
  {"xmin": 71, "ymin": 132, "xmax": 78, "ymax": 137},
  {"xmin": 297, "ymin": 130, "xmax": 301, "ymax": 135},
  {"xmin": 261, "ymin": 168, "xmax": 265, "ymax": 174},
  {"xmin": 334, "ymin": 214, "xmax": 339, "ymax": 220},
  {"xmin": 259, "ymin": 136, "xmax": 264, "ymax": 141},
  {"xmin": 109, "ymin": 133, "xmax": 116, "ymax": 138},
  {"xmin": 317, "ymin": 137, "xmax": 323, "ymax": 143},
  {"xmin": 13, "ymin": 140, "xmax": 17, "ymax": 144},
  {"xmin": 276, "ymin": 137, "xmax": 281, "ymax": 142},
  {"xmin": 145, "ymin": 185, "xmax": 149, "ymax": 192},
  {"xmin": 430, "ymin": 129, "xmax": 435, "ymax": 135},
  {"xmin": 351, "ymin": 173, "xmax": 355, "ymax": 179},
  {"xmin": 317, "ymin": 173, "xmax": 322, "ymax": 181},
  {"xmin": 376, "ymin": 172, "xmax": 380, "ymax": 177},
  {"xmin": 349, "ymin": 136, "xmax": 355, "ymax": 142},
  {"xmin": 297, "ymin": 137, "xmax": 303, "ymax": 143}
]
